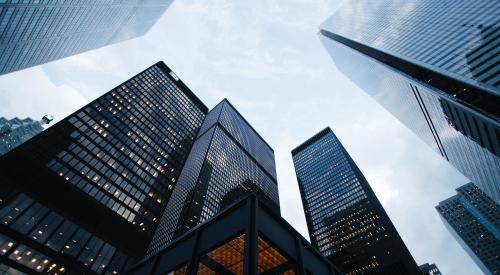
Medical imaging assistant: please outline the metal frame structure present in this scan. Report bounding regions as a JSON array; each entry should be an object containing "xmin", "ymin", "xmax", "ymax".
[{"xmin": 128, "ymin": 194, "xmax": 342, "ymax": 275}]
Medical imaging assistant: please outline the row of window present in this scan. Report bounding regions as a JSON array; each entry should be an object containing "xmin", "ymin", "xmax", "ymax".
[
  {"xmin": 0, "ymin": 193, "xmax": 132, "ymax": 274},
  {"xmin": 326, "ymin": 0, "xmax": 499, "ymax": 89},
  {"xmin": 218, "ymin": 102, "xmax": 277, "ymax": 179},
  {"xmin": 148, "ymin": 126, "xmax": 215, "ymax": 254},
  {"xmin": 41, "ymin": 65, "xmax": 206, "ymax": 231},
  {"xmin": 148, "ymin": 115, "xmax": 278, "ymax": 255}
]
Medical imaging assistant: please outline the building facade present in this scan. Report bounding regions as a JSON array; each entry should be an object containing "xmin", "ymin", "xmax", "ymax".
[
  {"xmin": 419, "ymin": 263, "xmax": 442, "ymax": 275},
  {"xmin": 0, "ymin": 61, "xmax": 208, "ymax": 274},
  {"xmin": 292, "ymin": 128, "xmax": 419, "ymax": 275},
  {"xmin": 147, "ymin": 99, "xmax": 280, "ymax": 257},
  {"xmin": 436, "ymin": 183, "xmax": 500, "ymax": 274},
  {"xmin": 319, "ymin": 0, "xmax": 500, "ymax": 204},
  {"xmin": 0, "ymin": 0, "xmax": 173, "ymax": 75},
  {"xmin": 0, "ymin": 117, "xmax": 44, "ymax": 156},
  {"xmin": 129, "ymin": 195, "xmax": 341, "ymax": 275}
]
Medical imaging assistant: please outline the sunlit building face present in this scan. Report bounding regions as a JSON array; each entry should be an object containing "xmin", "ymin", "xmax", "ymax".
[
  {"xmin": 0, "ymin": 0, "xmax": 173, "ymax": 75},
  {"xmin": 319, "ymin": 0, "xmax": 500, "ymax": 204}
]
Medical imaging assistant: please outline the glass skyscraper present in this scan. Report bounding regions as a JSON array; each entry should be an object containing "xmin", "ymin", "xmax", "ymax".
[
  {"xmin": 0, "ymin": 0, "xmax": 173, "ymax": 75},
  {"xmin": 319, "ymin": 0, "xmax": 500, "ymax": 204},
  {"xmin": 292, "ymin": 127, "xmax": 419, "ymax": 275},
  {"xmin": 0, "ymin": 61, "xmax": 207, "ymax": 274},
  {"xmin": 0, "ymin": 116, "xmax": 45, "ymax": 156},
  {"xmin": 147, "ymin": 99, "xmax": 280, "ymax": 257},
  {"xmin": 436, "ymin": 183, "xmax": 500, "ymax": 274}
]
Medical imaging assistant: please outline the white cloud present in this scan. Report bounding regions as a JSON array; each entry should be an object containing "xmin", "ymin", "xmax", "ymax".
[
  {"xmin": 0, "ymin": 1, "xmax": 482, "ymax": 274},
  {"xmin": 369, "ymin": 167, "xmax": 401, "ymax": 204},
  {"xmin": 0, "ymin": 67, "xmax": 88, "ymax": 124}
]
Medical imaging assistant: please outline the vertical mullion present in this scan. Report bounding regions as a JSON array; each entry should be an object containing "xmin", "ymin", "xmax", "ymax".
[
  {"xmin": 294, "ymin": 236, "xmax": 306, "ymax": 275},
  {"xmin": 244, "ymin": 196, "xmax": 258, "ymax": 275},
  {"xmin": 185, "ymin": 230, "xmax": 201, "ymax": 275}
]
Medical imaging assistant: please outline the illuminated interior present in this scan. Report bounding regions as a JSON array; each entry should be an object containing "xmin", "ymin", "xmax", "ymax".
[
  {"xmin": 258, "ymin": 238, "xmax": 295, "ymax": 274},
  {"xmin": 197, "ymin": 234, "xmax": 245, "ymax": 274},
  {"xmin": 193, "ymin": 234, "xmax": 295, "ymax": 275}
]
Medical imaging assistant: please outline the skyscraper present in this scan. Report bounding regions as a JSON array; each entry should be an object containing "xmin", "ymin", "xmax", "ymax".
[
  {"xmin": 0, "ymin": 116, "xmax": 49, "ymax": 156},
  {"xmin": 319, "ymin": 0, "xmax": 500, "ymax": 203},
  {"xmin": 436, "ymin": 183, "xmax": 500, "ymax": 274},
  {"xmin": 0, "ymin": 61, "xmax": 208, "ymax": 274},
  {"xmin": 147, "ymin": 99, "xmax": 280, "ymax": 257},
  {"xmin": 0, "ymin": 1, "xmax": 173, "ymax": 75},
  {"xmin": 419, "ymin": 263, "xmax": 442, "ymax": 275},
  {"xmin": 292, "ymin": 127, "xmax": 419, "ymax": 275}
]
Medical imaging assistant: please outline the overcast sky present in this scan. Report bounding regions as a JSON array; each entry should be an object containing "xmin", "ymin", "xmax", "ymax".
[{"xmin": 0, "ymin": 1, "xmax": 481, "ymax": 274}]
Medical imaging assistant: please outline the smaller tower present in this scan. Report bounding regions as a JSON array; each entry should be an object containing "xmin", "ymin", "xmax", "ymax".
[
  {"xmin": 148, "ymin": 99, "xmax": 280, "ymax": 257},
  {"xmin": 436, "ymin": 183, "xmax": 500, "ymax": 274},
  {"xmin": 292, "ymin": 127, "xmax": 419, "ymax": 274},
  {"xmin": 0, "ymin": 115, "xmax": 51, "ymax": 156}
]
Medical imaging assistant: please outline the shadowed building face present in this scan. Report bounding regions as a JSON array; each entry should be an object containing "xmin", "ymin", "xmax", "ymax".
[
  {"xmin": 0, "ymin": 62, "xmax": 207, "ymax": 274},
  {"xmin": 147, "ymin": 99, "xmax": 280, "ymax": 257}
]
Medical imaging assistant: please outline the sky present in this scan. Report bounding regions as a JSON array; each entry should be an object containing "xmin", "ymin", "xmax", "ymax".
[{"xmin": 0, "ymin": 1, "xmax": 481, "ymax": 274}]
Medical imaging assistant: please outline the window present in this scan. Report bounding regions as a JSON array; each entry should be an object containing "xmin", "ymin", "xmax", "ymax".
[
  {"xmin": 258, "ymin": 237, "xmax": 295, "ymax": 275},
  {"xmin": 197, "ymin": 234, "xmax": 245, "ymax": 274}
]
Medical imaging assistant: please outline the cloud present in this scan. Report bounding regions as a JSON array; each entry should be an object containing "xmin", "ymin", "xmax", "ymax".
[
  {"xmin": 0, "ymin": 67, "xmax": 88, "ymax": 124},
  {"xmin": 368, "ymin": 167, "xmax": 401, "ymax": 204},
  {"xmin": 0, "ymin": 1, "xmax": 482, "ymax": 274}
]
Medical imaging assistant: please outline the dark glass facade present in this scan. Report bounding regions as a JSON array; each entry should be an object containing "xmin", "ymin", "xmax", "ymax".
[
  {"xmin": 129, "ymin": 195, "xmax": 341, "ymax": 275},
  {"xmin": 0, "ymin": 192, "xmax": 132, "ymax": 274},
  {"xmin": 319, "ymin": 0, "xmax": 500, "ymax": 204},
  {"xmin": 292, "ymin": 128, "xmax": 419, "ymax": 275},
  {"xmin": 419, "ymin": 263, "xmax": 442, "ymax": 275},
  {"xmin": 0, "ymin": 0, "xmax": 173, "ymax": 75},
  {"xmin": 436, "ymin": 183, "xmax": 500, "ymax": 274},
  {"xmin": 147, "ymin": 99, "xmax": 279, "ymax": 257},
  {"xmin": 0, "ymin": 61, "xmax": 208, "ymax": 274},
  {"xmin": 0, "ymin": 117, "xmax": 44, "ymax": 156}
]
